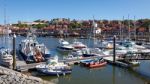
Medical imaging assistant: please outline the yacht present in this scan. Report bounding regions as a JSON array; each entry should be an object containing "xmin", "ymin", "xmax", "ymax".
[
  {"xmin": 57, "ymin": 39, "xmax": 74, "ymax": 51},
  {"xmin": 71, "ymin": 39, "xmax": 87, "ymax": 49}
]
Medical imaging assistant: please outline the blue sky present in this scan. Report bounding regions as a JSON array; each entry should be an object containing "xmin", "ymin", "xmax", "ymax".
[{"xmin": 0, "ymin": 0, "xmax": 149, "ymax": 24}]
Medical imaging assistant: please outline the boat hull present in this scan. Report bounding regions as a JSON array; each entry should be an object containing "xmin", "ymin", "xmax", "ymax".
[
  {"xmin": 88, "ymin": 62, "xmax": 107, "ymax": 68},
  {"xmin": 43, "ymin": 54, "xmax": 51, "ymax": 61},
  {"xmin": 37, "ymin": 69, "xmax": 72, "ymax": 76},
  {"xmin": 19, "ymin": 50, "xmax": 35, "ymax": 63},
  {"xmin": 0, "ymin": 61, "xmax": 12, "ymax": 67},
  {"xmin": 73, "ymin": 46, "xmax": 87, "ymax": 49},
  {"xmin": 80, "ymin": 59, "xmax": 94, "ymax": 66},
  {"xmin": 57, "ymin": 46, "xmax": 73, "ymax": 51},
  {"xmin": 82, "ymin": 54, "xmax": 96, "ymax": 57}
]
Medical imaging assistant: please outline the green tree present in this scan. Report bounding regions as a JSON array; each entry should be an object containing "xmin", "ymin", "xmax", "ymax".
[
  {"xmin": 17, "ymin": 23, "xmax": 28, "ymax": 28},
  {"xmin": 33, "ymin": 23, "xmax": 48, "ymax": 29}
]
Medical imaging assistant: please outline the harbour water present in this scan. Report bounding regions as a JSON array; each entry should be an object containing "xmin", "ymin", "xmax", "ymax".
[{"xmin": 1, "ymin": 36, "xmax": 150, "ymax": 84}]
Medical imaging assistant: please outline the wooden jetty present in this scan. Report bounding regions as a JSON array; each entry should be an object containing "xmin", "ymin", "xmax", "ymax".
[
  {"xmin": 104, "ymin": 56, "xmax": 132, "ymax": 68},
  {"xmin": 16, "ymin": 54, "xmax": 116, "ymax": 72},
  {"xmin": 16, "ymin": 52, "xmax": 150, "ymax": 72}
]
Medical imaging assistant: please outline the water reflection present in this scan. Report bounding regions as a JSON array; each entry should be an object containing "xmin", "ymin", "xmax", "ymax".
[{"xmin": 112, "ymin": 66, "xmax": 116, "ymax": 84}]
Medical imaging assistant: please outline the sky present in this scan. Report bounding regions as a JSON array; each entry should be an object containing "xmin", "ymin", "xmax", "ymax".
[{"xmin": 0, "ymin": 0, "xmax": 150, "ymax": 24}]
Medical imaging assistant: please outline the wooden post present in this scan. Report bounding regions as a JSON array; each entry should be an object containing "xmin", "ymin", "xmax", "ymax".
[
  {"xmin": 113, "ymin": 35, "xmax": 116, "ymax": 63},
  {"xmin": 13, "ymin": 34, "xmax": 16, "ymax": 70}
]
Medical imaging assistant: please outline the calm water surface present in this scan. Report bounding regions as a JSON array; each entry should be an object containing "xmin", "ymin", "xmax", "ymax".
[{"xmin": 2, "ymin": 36, "xmax": 150, "ymax": 84}]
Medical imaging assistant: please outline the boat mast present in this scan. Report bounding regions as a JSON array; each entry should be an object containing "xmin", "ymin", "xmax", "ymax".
[
  {"xmin": 92, "ymin": 16, "xmax": 97, "ymax": 48},
  {"xmin": 122, "ymin": 16, "xmax": 124, "ymax": 41},
  {"xmin": 149, "ymin": 25, "xmax": 150, "ymax": 42},
  {"xmin": 128, "ymin": 15, "xmax": 131, "ymax": 41},
  {"xmin": 119, "ymin": 20, "xmax": 122, "ymax": 41},
  {"xmin": 3, "ymin": 6, "xmax": 7, "ymax": 47},
  {"xmin": 4, "ymin": 7, "xmax": 11, "ymax": 49},
  {"xmin": 133, "ymin": 16, "xmax": 136, "ymax": 42},
  {"xmin": 93, "ymin": 16, "xmax": 96, "ymax": 39}
]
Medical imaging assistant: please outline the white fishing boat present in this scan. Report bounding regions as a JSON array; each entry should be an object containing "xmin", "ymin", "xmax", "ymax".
[
  {"xmin": 36, "ymin": 56, "xmax": 72, "ymax": 76},
  {"xmin": 19, "ymin": 32, "xmax": 51, "ymax": 63},
  {"xmin": 57, "ymin": 39, "xmax": 74, "ymax": 51}
]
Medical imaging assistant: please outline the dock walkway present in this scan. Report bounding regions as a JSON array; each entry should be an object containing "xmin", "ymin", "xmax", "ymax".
[
  {"xmin": 16, "ymin": 54, "xmax": 117, "ymax": 72},
  {"xmin": 16, "ymin": 52, "xmax": 150, "ymax": 72}
]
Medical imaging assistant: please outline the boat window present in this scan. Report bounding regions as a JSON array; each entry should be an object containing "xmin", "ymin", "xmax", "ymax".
[{"xmin": 34, "ymin": 43, "xmax": 36, "ymax": 46}]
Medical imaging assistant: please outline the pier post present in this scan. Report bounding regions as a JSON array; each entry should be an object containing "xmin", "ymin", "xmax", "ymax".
[
  {"xmin": 13, "ymin": 34, "xmax": 16, "ymax": 70},
  {"xmin": 113, "ymin": 35, "xmax": 116, "ymax": 63}
]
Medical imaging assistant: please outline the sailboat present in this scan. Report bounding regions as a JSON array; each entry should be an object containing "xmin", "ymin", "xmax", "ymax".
[{"xmin": 0, "ymin": 7, "xmax": 13, "ymax": 68}]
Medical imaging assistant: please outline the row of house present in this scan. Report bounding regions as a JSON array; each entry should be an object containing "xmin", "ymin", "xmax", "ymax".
[{"xmin": 1, "ymin": 18, "xmax": 149, "ymax": 36}]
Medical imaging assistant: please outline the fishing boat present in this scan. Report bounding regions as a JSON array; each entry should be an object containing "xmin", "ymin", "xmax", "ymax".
[
  {"xmin": 57, "ymin": 39, "xmax": 74, "ymax": 51},
  {"xmin": 36, "ymin": 56, "xmax": 72, "ymax": 76},
  {"xmin": 71, "ymin": 39, "xmax": 87, "ymax": 49},
  {"xmin": 19, "ymin": 32, "xmax": 51, "ymax": 63}
]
